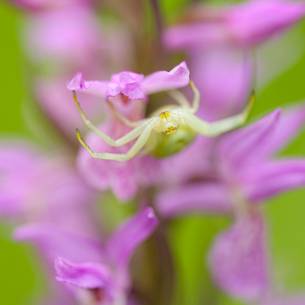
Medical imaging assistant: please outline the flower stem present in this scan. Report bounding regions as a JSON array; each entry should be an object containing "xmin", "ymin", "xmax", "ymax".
[{"xmin": 150, "ymin": 0, "xmax": 164, "ymax": 44}]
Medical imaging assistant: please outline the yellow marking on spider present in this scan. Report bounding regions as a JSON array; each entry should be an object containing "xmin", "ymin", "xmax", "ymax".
[
  {"xmin": 76, "ymin": 128, "xmax": 95, "ymax": 157},
  {"xmin": 158, "ymin": 111, "xmax": 179, "ymax": 135},
  {"xmin": 159, "ymin": 111, "xmax": 171, "ymax": 120},
  {"xmin": 163, "ymin": 126, "xmax": 178, "ymax": 135}
]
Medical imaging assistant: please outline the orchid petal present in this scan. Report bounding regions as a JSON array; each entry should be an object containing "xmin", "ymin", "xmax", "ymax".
[
  {"xmin": 164, "ymin": 23, "xmax": 226, "ymax": 50},
  {"xmin": 218, "ymin": 109, "xmax": 281, "ymax": 171},
  {"xmin": 25, "ymin": 7, "xmax": 100, "ymax": 65},
  {"xmin": 106, "ymin": 208, "xmax": 158, "ymax": 268},
  {"xmin": 240, "ymin": 159, "xmax": 305, "ymax": 203},
  {"xmin": 261, "ymin": 295, "xmax": 305, "ymax": 305},
  {"xmin": 0, "ymin": 143, "xmax": 39, "ymax": 216},
  {"xmin": 228, "ymin": 0, "xmax": 305, "ymax": 46},
  {"xmin": 256, "ymin": 103, "xmax": 305, "ymax": 157},
  {"xmin": 164, "ymin": 0, "xmax": 305, "ymax": 49},
  {"xmin": 14, "ymin": 224, "xmax": 102, "ymax": 263},
  {"xmin": 67, "ymin": 72, "xmax": 109, "ymax": 98},
  {"xmin": 142, "ymin": 62, "xmax": 190, "ymax": 94},
  {"xmin": 55, "ymin": 257, "xmax": 111, "ymax": 289},
  {"xmin": 209, "ymin": 213, "xmax": 269, "ymax": 300},
  {"xmin": 156, "ymin": 183, "xmax": 231, "ymax": 217}
]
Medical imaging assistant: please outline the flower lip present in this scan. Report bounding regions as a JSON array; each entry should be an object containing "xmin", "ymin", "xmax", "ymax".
[
  {"xmin": 107, "ymin": 71, "xmax": 146, "ymax": 101},
  {"xmin": 67, "ymin": 61, "xmax": 190, "ymax": 104}
]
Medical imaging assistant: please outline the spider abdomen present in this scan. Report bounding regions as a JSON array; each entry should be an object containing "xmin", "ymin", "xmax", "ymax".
[{"xmin": 149, "ymin": 124, "xmax": 196, "ymax": 158}]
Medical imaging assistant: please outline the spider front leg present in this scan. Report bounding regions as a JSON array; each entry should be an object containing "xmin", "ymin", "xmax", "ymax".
[
  {"xmin": 107, "ymin": 102, "xmax": 146, "ymax": 128},
  {"xmin": 168, "ymin": 81, "xmax": 200, "ymax": 113},
  {"xmin": 183, "ymin": 91, "xmax": 255, "ymax": 137},
  {"xmin": 76, "ymin": 119, "xmax": 158, "ymax": 162},
  {"xmin": 189, "ymin": 81, "xmax": 200, "ymax": 113},
  {"xmin": 168, "ymin": 90, "xmax": 190, "ymax": 108},
  {"xmin": 72, "ymin": 91, "xmax": 147, "ymax": 147}
]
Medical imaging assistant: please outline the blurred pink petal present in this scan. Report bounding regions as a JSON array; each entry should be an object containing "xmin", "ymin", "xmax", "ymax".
[
  {"xmin": 106, "ymin": 207, "xmax": 158, "ymax": 268},
  {"xmin": 14, "ymin": 224, "xmax": 102, "ymax": 263},
  {"xmin": 159, "ymin": 137, "xmax": 213, "ymax": 185},
  {"xmin": 36, "ymin": 76, "xmax": 102, "ymax": 136},
  {"xmin": 0, "ymin": 143, "xmax": 41, "ymax": 215},
  {"xmin": 50, "ymin": 209, "xmax": 158, "ymax": 305},
  {"xmin": 156, "ymin": 182, "xmax": 231, "ymax": 217},
  {"xmin": 13, "ymin": 0, "xmax": 90, "ymax": 11},
  {"xmin": 24, "ymin": 6, "xmax": 101, "ymax": 66},
  {"xmin": 254, "ymin": 103, "xmax": 305, "ymax": 158},
  {"xmin": 164, "ymin": 0, "xmax": 305, "ymax": 49},
  {"xmin": 228, "ymin": 0, "xmax": 305, "ymax": 46},
  {"xmin": 240, "ymin": 159, "xmax": 305, "ymax": 203},
  {"xmin": 55, "ymin": 257, "xmax": 112, "ymax": 290},
  {"xmin": 209, "ymin": 213, "xmax": 269, "ymax": 301},
  {"xmin": 0, "ymin": 142, "xmax": 96, "ymax": 235},
  {"xmin": 218, "ymin": 109, "xmax": 281, "ymax": 172},
  {"xmin": 261, "ymin": 295, "xmax": 305, "ymax": 305}
]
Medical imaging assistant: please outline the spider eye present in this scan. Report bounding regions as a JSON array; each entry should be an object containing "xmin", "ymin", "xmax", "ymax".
[{"xmin": 156, "ymin": 111, "xmax": 180, "ymax": 135}]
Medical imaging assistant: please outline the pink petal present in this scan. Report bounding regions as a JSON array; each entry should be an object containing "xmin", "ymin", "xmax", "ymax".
[
  {"xmin": 163, "ymin": 0, "xmax": 305, "ymax": 49},
  {"xmin": 229, "ymin": 0, "xmax": 305, "ymax": 46},
  {"xmin": 67, "ymin": 72, "xmax": 109, "ymax": 98},
  {"xmin": 218, "ymin": 109, "xmax": 281, "ymax": 172},
  {"xmin": 14, "ymin": 224, "xmax": 102, "ymax": 263},
  {"xmin": 156, "ymin": 183, "xmax": 232, "ymax": 217},
  {"xmin": 164, "ymin": 21, "xmax": 227, "ymax": 50},
  {"xmin": 240, "ymin": 159, "xmax": 305, "ymax": 203},
  {"xmin": 255, "ymin": 103, "xmax": 305, "ymax": 158},
  {"xmin": 13, "ymin": 0, "xmax": 89, "ymax": 11},
  {"xmin": 261, "ymin": 295, "xmax": 305, "ymax": 305},
  {"xmin": 110, "ymin": 71, "xmax": 145, "ymax": 100},
  {"xmin": 142, "ymin": 62, "xmax": 190, "ymax": 94},
  {"xmin": 25, "ymin": 7, "xmax": 100, "ymax": 65},
  {"xmin": 209, "ymin": 213, "xmax": 269, "ymax": 300},
  {"xmin": 0, "ymin": 143, "xmax": 40, "ymax": 216},
  {"xmin": 55, "ymin": 257, "xmax": 111, "ymax": 289},
  {"xmin": 38, "ymin": 76, "xmax": 101, "ymax": 136},
  {"xmin": 106, "ymin": 208, "xmax": 158, "ymax": 268}
]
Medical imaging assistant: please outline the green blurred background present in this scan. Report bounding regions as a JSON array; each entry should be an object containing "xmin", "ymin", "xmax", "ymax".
[{"xmin": 1, "ymin": 1, "xmax": 305, "ymax": 305}]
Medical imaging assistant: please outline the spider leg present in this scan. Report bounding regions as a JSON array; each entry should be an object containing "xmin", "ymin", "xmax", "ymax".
[
  {"xmin": 168, "ymin": 90, "xmax": 190, "ymax": 108},
  {"xmin": 189, "ymin": 81, "xmax": 200, "ymax": 113},
  {"xmin": 183, "ymin": 91, "xmax": 255, "ymax": 137},
  {"xmin": 167, "ymin": 81, "xmax": 200, "ymax": 113},
  {"xmin": 72, "ymin": 91, "xmax": 147, "ymax": 147},
  {"xmin": 76, "ymin": 119, "xmax": 158, "ymax": 162},
  {"xmin": 107, "ymin": 102, "xmax": 145, "ymax": 128}
]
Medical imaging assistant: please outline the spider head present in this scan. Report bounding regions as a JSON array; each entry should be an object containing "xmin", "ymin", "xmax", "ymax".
[
  {"xmin": 155, "ymin": 111, "xmax": 180, "ymax": 135},
  {"xmin": 148, "ymin": 109, "xmax": 196, "ymax": 158}
]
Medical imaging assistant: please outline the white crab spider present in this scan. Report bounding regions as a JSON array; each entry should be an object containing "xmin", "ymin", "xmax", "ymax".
[{"xmin": 73, "ymin": 82, "xmax": 254, "ymax": 162}]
